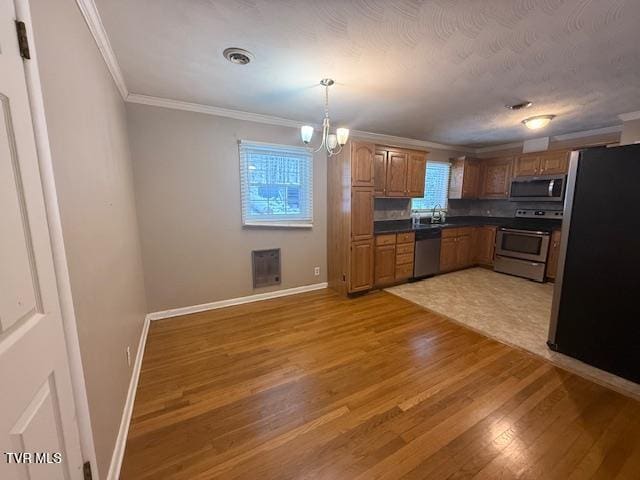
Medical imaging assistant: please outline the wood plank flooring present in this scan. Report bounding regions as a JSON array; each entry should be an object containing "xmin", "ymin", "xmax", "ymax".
[{"xmin": 121, "ymin": 289, "xmax": 640, "ymax": 479}]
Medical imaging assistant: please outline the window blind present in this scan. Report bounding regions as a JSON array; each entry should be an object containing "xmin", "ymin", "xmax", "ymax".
[
  {"xmin": 239, "ymin": 140, "xmax": 313, "ymax": 226},
  {"xmin": 412, "ymin": 161, "xmax": 450, "ymax": 211}
]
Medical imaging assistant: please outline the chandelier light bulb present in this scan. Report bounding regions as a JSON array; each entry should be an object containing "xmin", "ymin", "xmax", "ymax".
[
  {"xmin": 336, "ymin": 128, "xmax": 349, "ymax": 146},
  {"xmin": 300, "ymin": 125, "xmax": 314, "ymax": 144}
]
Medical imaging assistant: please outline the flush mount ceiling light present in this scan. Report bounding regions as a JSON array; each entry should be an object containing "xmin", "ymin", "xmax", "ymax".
[
  {"xmin": 522, "ymin": 114, "xmax": 556, "ymax": 130},
  {"xmin": 506, "ymin": 101, "xmax": 533, "ymax": 110},
  {"xmin": 300, "ymin": 79, "xmax": 349, "ymax": 157},
  {"xmin": 223, "ymin": 47, "xmax": 254, "ymax": 65}
]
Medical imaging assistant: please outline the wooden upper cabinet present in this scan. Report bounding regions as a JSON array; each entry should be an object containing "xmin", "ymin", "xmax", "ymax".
[
  {"xmin": 350, "ymin": 239, "xmax": 374, "ymax": 292},
  {"xmin": 514, "ymin": 150, "xmax": 570, "ymax": 177},
  {"xmin": 480, "ymin": 157, "xmax": 513, "ymax": 199},
  {"xmin": 351, "ymin": 141, "xmax": 375, "ymax": 186},
  {"xmin": 385, "ymin": 151, "xmax": 408, "ymax": 197},
  {"xmin": 351, "ymin": 187, "xmax": 374, "ymax": 240},
  {"xmin": 449, "ymin": 157, "xmax": 480, "ymax": 199},
  {"xmin": 373, "ymin": 150, "xmax": 387, "ymax": 196},
  {"xmin": 514, "ymin": 154, "xmax": 540, "ymax": 177},
  {"xmin": 540, "ymin": 150, "xmax": 569, "ymax": 175},
  {"xmin": 406, "ymin": 151, "xmax": 427, "ymax": 197},
  {"xmin": 374, "ymin": 244, "xmax": 396, "ymax": 286}
]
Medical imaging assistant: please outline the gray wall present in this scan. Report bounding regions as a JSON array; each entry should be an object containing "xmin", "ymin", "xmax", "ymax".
[
  {"xmin": 126, "ymin": 103, "xmax": 327, "ymax": 312},
  {"xmin": 448, "ymin": 199, "xmax": 563, "ymax": 217},
  {"xmin": 30, "ymin": 0, "xmax": 148, "ymax": 476}
]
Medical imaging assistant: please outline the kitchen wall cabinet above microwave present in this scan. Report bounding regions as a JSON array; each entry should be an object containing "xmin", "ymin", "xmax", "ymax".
[
  {"xmin": 374, "ymin": 148, "xmax": 427, "ymax": 198},
  {"xmin": 514, "ymin": 150, "xmax": 570, "ymax": 178}
]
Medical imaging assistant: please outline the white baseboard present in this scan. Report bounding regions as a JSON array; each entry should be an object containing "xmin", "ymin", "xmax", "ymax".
[
  {"xmin": 106, "ymin": 314, "xmax": 151, "ymax": 480},
  {"xmin": 148, "ymin": 282, "xmax": 328, "ymax": 321}
]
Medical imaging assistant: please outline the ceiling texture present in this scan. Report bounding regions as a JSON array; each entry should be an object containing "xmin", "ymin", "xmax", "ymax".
[{"xmin": 95, "ymin": 0, "xmax": 640, "ymax": 147}]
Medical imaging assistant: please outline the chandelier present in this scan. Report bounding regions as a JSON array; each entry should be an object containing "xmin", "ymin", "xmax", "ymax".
[{"xmin": 300, "ymin": 78, "xmax": 349, "ymax": 156}]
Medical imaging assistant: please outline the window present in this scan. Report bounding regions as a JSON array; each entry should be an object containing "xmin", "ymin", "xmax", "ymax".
[
  {"xmin": 239, "ymin": 141, "xmax": 313, "ymax": 227},
  {"xmin": 411, "ymin": 161, "xmax": 450, "ymax": 211}
]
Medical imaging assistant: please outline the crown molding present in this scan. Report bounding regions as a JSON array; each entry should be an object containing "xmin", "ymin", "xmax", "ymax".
[
  {"xmin": 126, "ymin": 93, "xmax": 312, "ymax": 129},
  {"xmin": 551, "ymin": 125, "xmax": 622, "ymax": 141},
  {"xmin": 474, "ymin": 141, "xmax": 523, "ymax": 154},
  {"xmin": 127, "ymin": 94, "xmax": 472, "ymax": 152},
  {"xmin": 76, "ymin": 0, "xmax": 128, "ymax": 99},
  {"xmin": 618, "ymin": 111, "xmax": 640, "ymax": 122},
  {"xmin": 349, "ymin": 130, "xmax": 472, "ymax": 152}
]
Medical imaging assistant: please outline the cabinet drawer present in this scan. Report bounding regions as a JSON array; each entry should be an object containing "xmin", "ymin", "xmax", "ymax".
[
  {"xmin": 375, "ymin": 234, "xmax": 396, "ymax": 246},
  {"xmin": 396, "ymin": 232, "xmax": 415, "ymax": 244},
  {"xmin": 441, "ymin": 228, "xmax": 459, "ymax": 238},
  {"xmin": 457, "ymin": 227, "xmax": 473, "ymax": 237},
  {"xmin": 396, "ymin": 253, "xmax": 414, "ymax": 265},
  {"xmin": 395, "ymin": 263, "xmax": 413, "ymax": 279},
  {"xmin": 396, "ymin": 243, "xmax": 414, "ymax": 255}
]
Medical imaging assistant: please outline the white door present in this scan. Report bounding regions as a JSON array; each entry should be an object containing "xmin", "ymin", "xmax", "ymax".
[{"xmin": 0, "ymin": 1, "xmax": 84, "ymax": 479}]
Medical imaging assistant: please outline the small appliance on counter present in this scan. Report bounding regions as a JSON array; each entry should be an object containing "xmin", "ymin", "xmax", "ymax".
[{"xmin": 494, "ymin": 208, "xmax": 563, "ymax": 282}]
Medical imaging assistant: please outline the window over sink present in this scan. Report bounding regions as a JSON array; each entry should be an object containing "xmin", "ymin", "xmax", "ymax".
[
  {"xmin": 411, "ymin": 161, "xmax": 450, "ymax": 212},
  {"xmin": 239, "ymin": 140, "xmax": 313, "ymax": 227}
]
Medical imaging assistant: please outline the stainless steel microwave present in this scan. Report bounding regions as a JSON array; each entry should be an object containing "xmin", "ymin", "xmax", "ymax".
[{"xmin": 509, "ymin": 174, "xmax": 566, "ymax": 202}]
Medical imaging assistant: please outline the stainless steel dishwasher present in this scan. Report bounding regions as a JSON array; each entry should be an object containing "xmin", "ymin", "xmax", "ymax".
[{"xmin": 413, "ymin": 228, "xmax": 442, "ymax": 279}]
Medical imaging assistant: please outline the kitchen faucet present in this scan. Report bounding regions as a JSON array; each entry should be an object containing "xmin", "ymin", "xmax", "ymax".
[{"xmin": 431, "ymin": 204, "xmax": 443, "ymax": 224}]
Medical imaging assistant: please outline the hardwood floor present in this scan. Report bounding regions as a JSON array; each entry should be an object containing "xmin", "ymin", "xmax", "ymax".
[{"xmin": 121, "ymin": 289, "xmax": 640, "ymax": 479}]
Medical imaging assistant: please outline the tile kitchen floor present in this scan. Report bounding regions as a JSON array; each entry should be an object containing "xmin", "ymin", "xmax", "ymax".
[{"xmin": 387, "ymin": 267, "xmax": 640, "ymax": 399}]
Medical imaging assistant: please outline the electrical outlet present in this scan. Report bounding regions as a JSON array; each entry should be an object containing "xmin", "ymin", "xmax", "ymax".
[
  {"xmin": 314, "ymin": 266, "xmax": 320, "ymax": 276},
  {"xmin": 126, "ymin": 346, "xmax": 131, "ymax": 367}
]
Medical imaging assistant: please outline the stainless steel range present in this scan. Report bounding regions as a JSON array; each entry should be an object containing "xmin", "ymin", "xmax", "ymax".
[{"xmin": 494, "ymin": 209, "xmax": 563, "ymax": 282}]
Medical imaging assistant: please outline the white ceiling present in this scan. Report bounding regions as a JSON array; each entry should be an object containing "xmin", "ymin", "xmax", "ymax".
[{"xmin": 94, "ymin": 0, "xmax": 640, "ymax": 147}]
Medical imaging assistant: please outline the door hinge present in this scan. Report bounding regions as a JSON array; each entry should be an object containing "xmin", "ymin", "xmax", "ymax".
[
  {"xmin": 83, "ymin": 461, "xmax": 93, "ymax": 480},
  {"xmin": 15, "ymin": 21, "xmax": 31, "ymax": 59}
]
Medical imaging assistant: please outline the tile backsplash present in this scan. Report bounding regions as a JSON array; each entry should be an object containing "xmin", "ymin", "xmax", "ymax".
[
  {"xmin": 448, "ymin": 199, "xmax": 563, "ymax": 217},
  {"xmin": 374, "ymin": 198, "xmax": 412, "ymax": 220}
]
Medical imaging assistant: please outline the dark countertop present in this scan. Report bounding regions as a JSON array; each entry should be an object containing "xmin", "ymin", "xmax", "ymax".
[{"xmin": 373, "ymin": 216, "xmax": 517, "ymax": 234}]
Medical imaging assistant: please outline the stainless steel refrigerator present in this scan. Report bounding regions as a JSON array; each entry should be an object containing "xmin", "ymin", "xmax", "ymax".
[{"xmin": 547, "ymin": 144, "xmax": 640, "ymax": 384}]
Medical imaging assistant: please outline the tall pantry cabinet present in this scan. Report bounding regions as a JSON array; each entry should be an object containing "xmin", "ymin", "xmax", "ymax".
[{"xmin": 327, "ymin": 141, "xmax": 376, "ymax": 294}]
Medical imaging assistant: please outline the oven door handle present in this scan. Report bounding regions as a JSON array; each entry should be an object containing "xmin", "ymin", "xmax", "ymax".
[
  {"xmin": 548, "ymin": 179, "xmax": 555, "ymax": 197},
  {"xmin": 499, "ymin": 228, "xmax": 550, "ymax": 236}
]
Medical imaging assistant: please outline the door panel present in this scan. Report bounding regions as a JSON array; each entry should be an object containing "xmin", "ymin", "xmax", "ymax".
[
  {"xmin": 406, "ymin": 152, "xmax": 426, "ymax": 197},
  {"xmin": 462, "ymin": 160, "xmax": 480, "ymax": 198},
  {"xmin": 373, "ymin": 150, "xmax": 387, "ymax": 196},
  {"xmin": 385, "ymin": 151, "xmax": 408, "ymax": 196},
  {"xmin": 374, "ymin": 244, "xmax": 396, "ymax": 285},
  {"xmin": 439, "ymin": 237, "xmax": 457, "ymax": 272},
  {"xmin": 481, "ymin": 157, "xmax": 513, "ymax": 198},
  {"xmin": 540, "ymin": 151, "xmax": 569, "ymax": 175},
  {"xmin": 456, "ymin": 234, "xmax": 473, "ymax": 268},
  {"xmin": 1, "ymin": 5, "xmax": 83, "ymax": 479},
  {"xmin": 350, "ymin": 240, "xmax": 373, "ymax": 292},
  {"xmin": 351, "ymin": 187, "xmax": 374, "ymax": 240},
  {"xmin": 351, "ymin": 141, "xmax": 375, "ymax": 186},
  {"xmin": 514, "ymin": 155, "xmax": 540, "ymax": 177}
]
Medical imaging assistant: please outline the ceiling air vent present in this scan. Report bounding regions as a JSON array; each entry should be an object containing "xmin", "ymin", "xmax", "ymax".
[{"xmin": 223, "ymin": 47, "xmax": 254, "ymax": 65}]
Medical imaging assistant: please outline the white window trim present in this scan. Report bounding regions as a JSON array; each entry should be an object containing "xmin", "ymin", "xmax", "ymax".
[
  {"xmin": 411, "ymin": 160, "xmax": 451, "ymax": 213},
  {"xmin": 239, "ymin": 140, "xmax": 313, "ymax": 228}
]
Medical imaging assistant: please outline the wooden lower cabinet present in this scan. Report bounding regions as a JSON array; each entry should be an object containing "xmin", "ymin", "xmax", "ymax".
[
  {"xmin": 473, "ymin": 226, "xmax": 497, "ymax": 266},
  {"xmin": 439, "ymin": 237, "xmax": 458, "ymax": 272},
  {"xmin": 546, "ymin": 229, "xmax": 562, "ymax": 279},
  {"xmin": 441, "ymin": 226, "xmax": 496, "ymax": 272},
  {"xmin": 373, "ymin": 232, "xmax": 415, "ymax": 286},
  {"xmin": 350, "ymin": 239, "xmax": 374, "ymax": 292},
  {"xmin": 374, "ymin": 244, "xmax": 396, "ymax": 285}
]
